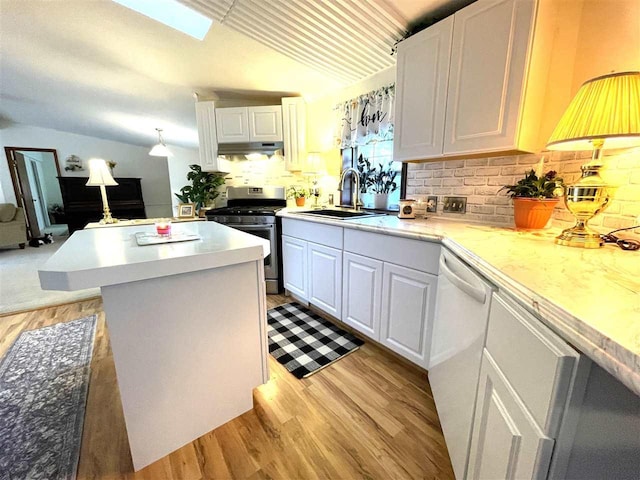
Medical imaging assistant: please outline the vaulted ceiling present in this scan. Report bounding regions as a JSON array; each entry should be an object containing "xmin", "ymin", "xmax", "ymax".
[{"xmin": 0, "ymin": 0, "xmax": 467, "ymax": 149}]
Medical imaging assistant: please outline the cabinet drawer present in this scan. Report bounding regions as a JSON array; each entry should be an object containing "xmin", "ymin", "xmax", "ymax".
[
  {"xmin": 486, "ymin": 293, "xmax": 579, "ymax": 435},
  {"xmin": 281, "ymin": 218, "xmax": 342, "ymax": 249},
  {"xmin": 344, "ymin": 229, "xmax": 440, "ymax": 274}
]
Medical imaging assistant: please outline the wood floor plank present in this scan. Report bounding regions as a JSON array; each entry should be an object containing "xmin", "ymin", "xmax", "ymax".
[{"xmin": 0, "ymin": 296, "xmax": 454, "ymax": 480}]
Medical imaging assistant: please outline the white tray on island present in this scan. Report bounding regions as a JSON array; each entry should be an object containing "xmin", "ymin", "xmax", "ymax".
[{"xmin": 134, "ymin": 232, "xmax": 201, "ymax": 246}]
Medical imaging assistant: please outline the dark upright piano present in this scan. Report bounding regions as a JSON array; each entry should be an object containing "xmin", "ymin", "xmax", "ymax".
[{"xmin": 58, "ymin": 177, "xmax": 146, "ymax": 233}]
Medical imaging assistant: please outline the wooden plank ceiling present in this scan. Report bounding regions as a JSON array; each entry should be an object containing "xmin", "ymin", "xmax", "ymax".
[{"xmin": 179, "ymin": 0, "xmax": 408, "ymax": 84}]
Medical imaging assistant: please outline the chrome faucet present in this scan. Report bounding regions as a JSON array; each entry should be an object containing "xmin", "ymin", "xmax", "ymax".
[{"xmin": 338, "ymin": 167, "xmax": 362, "ymax": 211}]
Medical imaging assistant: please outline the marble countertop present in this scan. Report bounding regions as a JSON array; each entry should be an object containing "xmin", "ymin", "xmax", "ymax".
[
  {"xmin": 279, "ymin": 209, "xmax": 640, "ymax": 397},
  {"xmin": 39, "ymin": 222, "xmax": 270, "ymax": 291}
]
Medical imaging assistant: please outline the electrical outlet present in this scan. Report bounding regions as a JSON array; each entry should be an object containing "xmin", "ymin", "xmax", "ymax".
[
  {"xmin": 426, "ymin": 196, "xmax": 438, "ymax": 213},
  {"xmin": 443, "ymin": 196, "xmax": 467, "ymax": 213}
]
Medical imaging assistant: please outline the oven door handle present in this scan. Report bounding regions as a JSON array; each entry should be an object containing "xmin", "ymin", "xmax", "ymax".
[{"xmin": 232, "ymin": 224, "xmax": 275, "ymax": 230}]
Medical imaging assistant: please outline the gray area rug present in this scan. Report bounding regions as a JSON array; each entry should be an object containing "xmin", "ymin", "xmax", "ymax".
[
  {"xmin": 0, "ymin": 238, "xmax": 100, "ymax": 316},
  {"xmin": 0, "ymin": 316, "xmax": 97, "ymax": 480}
]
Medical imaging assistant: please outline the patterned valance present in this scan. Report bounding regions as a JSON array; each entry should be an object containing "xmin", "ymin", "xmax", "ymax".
[{"xmin": 334, "ymin": 83, "xmax": 395, "ymax": 149}]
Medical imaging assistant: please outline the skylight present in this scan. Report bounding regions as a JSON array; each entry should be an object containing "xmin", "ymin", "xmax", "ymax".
[{"xmin": 112, "ymin": 0, "xmax": 213, "ymax": 40}]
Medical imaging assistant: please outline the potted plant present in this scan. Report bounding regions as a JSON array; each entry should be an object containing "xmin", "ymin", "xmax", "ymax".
[
  {"xmin": 175, "ymin": 164, "xmax": 225, "ymax": 215},
  {"xmin": 502, "ymin": 169, "xmax": 564, "ymax": 229},
  {"xmin": 48, "ymin": 203, "xmax": 66, "ymax": 224},
  {"xmin": 287, "ymin": 185, "xmax": 308, "ymax": 207},
  {"xmin": 356, "ymin": 154, "xmax": 376, "ymax": 208},
  {"xmin": 370, "ymin": 161, "xmax": 398, "ymax": 209}
]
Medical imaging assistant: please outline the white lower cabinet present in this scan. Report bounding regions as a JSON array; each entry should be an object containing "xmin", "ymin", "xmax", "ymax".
[
  {"xmin": 464, "ymin": 292, "xmax": 584, "ymax": 480},
  {"xmin": 467, "ymin": 350, "xmax": 555, "ymax": 480},
  {"xmin": 342, "ymin": 252, "xmax": 383, "ymax": 340},
  {"xmin": 380, "ymin": 263, "xmax": 437, "ymax": 368},
  {"xmin": 282, "ymin": 235, "xmax": 308, "ymax": 301},
  {"xmin": 307, "ymin": 242, "xmax": 342, "ymax": 318}
]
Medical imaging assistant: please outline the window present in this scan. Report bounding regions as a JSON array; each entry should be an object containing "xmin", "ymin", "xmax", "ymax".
[{"xmin": 340, "ymin": 140, "xmax": 406, "ymax": 211}]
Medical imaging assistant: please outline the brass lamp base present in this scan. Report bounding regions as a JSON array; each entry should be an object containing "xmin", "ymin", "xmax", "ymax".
[
  {"xmin": 555, "ymin": 224, "xmax": 603, "ymax": 249},
  {"xmin": 98, "ymin": 185, "xmax": 118, "ymax": 224},
  {"xmin": 99, "ymin": 211, "xmax": 118, "ymax": 224},
  {"xmin": 556, "ymin": 164, "xmax": 609, "ymax": 249}
]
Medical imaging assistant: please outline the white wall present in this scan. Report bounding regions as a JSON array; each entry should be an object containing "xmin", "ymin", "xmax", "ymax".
[
  {"xmin": 0, "ymin": 124, "xmax": 174, "ymax": 217},
  {"xmin": 303, "ymin": 67, "xmax": 397, "ymax": 205},
  {"xmin": 572, "ymin": 0, "xmax": 640, "ymax": 91},
  {"xmin": 166, "ymin": 145, "xmax": 200, "ymax": 214},
  {"xmin": 306, "ymin": 66, "xmax": 396, "ymax": 156}
]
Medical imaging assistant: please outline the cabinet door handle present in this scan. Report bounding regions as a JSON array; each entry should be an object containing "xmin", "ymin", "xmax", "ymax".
[{"xmin": 439, "ymin": 255, "xmax": 487, "ymax": 304}]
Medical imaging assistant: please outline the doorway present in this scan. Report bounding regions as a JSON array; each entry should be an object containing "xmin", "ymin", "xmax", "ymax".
[{"xmin": 4, "ymin": 147, "xmax": 67, "ymax": 239}]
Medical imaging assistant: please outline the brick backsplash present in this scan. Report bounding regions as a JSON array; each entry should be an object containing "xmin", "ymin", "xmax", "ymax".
[{"xmin": 406, "ymin": 149, "xmax": 640, "ymax": 237}]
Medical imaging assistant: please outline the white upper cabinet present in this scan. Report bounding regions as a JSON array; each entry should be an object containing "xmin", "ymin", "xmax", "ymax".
[
  {"xmin": 216, "ymin": 106, "xmax": 283, "ymax": 144},
  {"xmin": 195, "ymin": 101, "xmax": 230, "ymax": 173},
  {"xmin": 443, "ymin": 0, "xmax": 535, "ymax": 156},
  {"xmin": 249, "ymin": 106, "xmax": 283, "ymax": 142},
  {"xmin": 215, "ymin": 107, "xmax": 250, "ymax": 143},
  {"xmin": 394, "ymin": 16, "xmax": 453, "ymax": 162},
  {"xmin": 282, "ymin": 97, "xmax": 306, "ymax": 172},
  {"xmin": 394, "ymin": 0, "xmax": 569, "ymax": 162}
]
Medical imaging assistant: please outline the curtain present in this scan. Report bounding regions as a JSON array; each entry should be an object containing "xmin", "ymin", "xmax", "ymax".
[{"xmin": 334, "ymin": 83, "xmax": 395, "ymax": 149}]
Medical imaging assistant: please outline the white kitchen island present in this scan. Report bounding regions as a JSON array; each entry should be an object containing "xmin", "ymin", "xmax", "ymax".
[{"xmin": 39, "ymin": 222, "xmax": 270, "ymax": 471}]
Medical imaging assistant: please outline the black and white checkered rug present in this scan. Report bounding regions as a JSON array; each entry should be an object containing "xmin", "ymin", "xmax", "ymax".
[{"xmin": 267, "ymin": 302, "xmax": 364, "ymax": 379}]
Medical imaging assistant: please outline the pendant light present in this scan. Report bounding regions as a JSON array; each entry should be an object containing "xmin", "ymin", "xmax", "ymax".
[{"xmin": 149, "ymin": 128, "xmax": 173, "ymax": 157}]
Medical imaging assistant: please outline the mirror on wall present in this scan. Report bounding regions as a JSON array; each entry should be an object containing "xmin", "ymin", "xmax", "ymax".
[{"xmin": 4, "ymin": 147, "xmax": 67, "ymax": 239}]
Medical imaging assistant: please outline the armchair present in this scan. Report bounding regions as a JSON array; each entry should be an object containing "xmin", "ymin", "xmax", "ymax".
[{"xmin": 0, "ymin": 204, "xmax": 27, "ymax": 249}]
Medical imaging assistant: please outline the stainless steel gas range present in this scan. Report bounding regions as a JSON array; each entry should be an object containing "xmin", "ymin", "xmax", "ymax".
[{"xmin": 206, "ymin": 186, "xmax": 286, "ymax": 294}]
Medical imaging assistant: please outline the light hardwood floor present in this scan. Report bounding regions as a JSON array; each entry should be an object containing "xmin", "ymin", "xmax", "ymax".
[{"xmin": 0, "ymin": 295, "xmax": 454, "ymax": 480}]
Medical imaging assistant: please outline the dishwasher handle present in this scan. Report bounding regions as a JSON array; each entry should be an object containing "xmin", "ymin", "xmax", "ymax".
[{"xmin": 439, "ymin": 254, "xmax": 487, "ymax": 304}]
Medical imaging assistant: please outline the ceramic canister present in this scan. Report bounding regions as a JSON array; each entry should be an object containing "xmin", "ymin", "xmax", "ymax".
[{"xmin": 398, "ymin": 199, "xmax": 416, "ymax": 219}]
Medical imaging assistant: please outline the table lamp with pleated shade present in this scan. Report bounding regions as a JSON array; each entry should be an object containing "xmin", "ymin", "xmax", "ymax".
[
  {"xmin": 547, "ymin": 71, "xmax": 640, "ymax": 248},
  {"xmin": 86, "ymin": 158, "xmax": 119, "ymax": 224}
]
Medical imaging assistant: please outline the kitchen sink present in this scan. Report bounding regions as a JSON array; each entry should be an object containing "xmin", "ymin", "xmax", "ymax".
[{"xmin": 296, "ymin": 209, "xmax": 383, "ymax": 220}]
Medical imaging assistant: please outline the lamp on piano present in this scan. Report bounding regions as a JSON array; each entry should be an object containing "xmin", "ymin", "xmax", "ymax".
[{"xmin": 86, "ymin": 158, "xmax": 119, "ymax": 224}]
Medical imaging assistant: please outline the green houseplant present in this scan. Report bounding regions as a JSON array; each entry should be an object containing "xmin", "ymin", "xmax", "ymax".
[
  {"xmin": 370, "ymin": 161, "xmax": 398, "ymax": 209},
  {"xmin": 287, "ymin": 185, "xmax": 308, "ymax": 207},
  {"xmin": 503, "ymin": 169, "xmax": 564, "ymax": 229},
  {"xmin": 175, "ymin": 164, "xmax": 225, "ymax": 212},
  {"xmin": 48, "ymin": 203, "xmax": 66, "ymax": 224},
  {"xmin": 356, "ymin": 155, "xmax": 398, "ymax": 209},
  {"xmin": 356, "ymin": 154, "xmax": 375, "ymax": 194}
]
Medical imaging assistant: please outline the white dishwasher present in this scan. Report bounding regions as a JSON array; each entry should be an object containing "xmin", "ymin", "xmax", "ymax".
[{"xmin": 429, "ymin": 248, "xmax": 494, "ymax": 480}]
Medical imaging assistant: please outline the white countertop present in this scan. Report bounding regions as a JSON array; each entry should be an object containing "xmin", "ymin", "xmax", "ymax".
[
  {"xmin": 279, "ymin": 209, "xmax": 640, "ymax": 397},
  {"xmin": 39, "ymin": 222, "xmax": 271, "ymax": 291}
]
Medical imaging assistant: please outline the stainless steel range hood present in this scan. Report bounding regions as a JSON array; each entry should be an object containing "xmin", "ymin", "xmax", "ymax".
[{"xmin": 217, "ymin": 141, "xmax": 284, "ymax": 156}]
